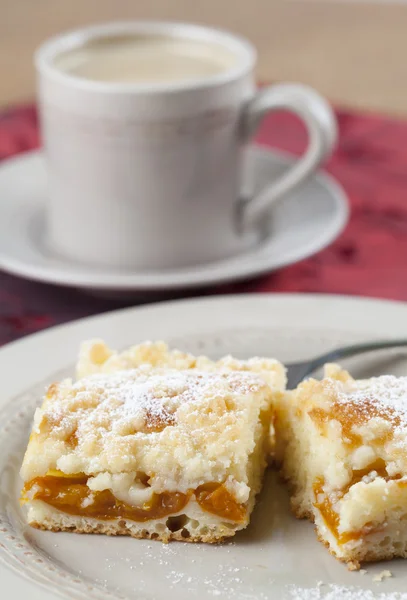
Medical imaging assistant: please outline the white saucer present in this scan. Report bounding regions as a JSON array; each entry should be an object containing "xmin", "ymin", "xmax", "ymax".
[{"xmin": 0, "ymin": 147, "xmax": 348, "ymax": 292}]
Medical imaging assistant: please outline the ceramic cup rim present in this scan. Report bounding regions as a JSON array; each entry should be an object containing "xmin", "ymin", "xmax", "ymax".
[{"xmin": 35, "ymin": 20, "xmax": 257, "ymax": 95}]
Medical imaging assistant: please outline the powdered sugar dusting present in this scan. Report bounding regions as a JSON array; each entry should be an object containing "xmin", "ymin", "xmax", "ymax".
[
  {"xmin": 336, "ymin": 375, "xmax": 407, "ymax": 429},
  {"xmin": 25, "ymin": 365, "xmax": 272, "ymax": 486},
  {"xmin": 288, "ymin": 583, "xmax": 407, "ymax": 599},
  {"xmin": 61, "ymin": 367, "xmax": 266, "ymax": 435}
]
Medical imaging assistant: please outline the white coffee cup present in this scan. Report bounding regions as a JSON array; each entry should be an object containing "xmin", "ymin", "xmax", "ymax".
[{"xmin": 35, "ymin": 21, "xmax": 337, "ymax": 271}]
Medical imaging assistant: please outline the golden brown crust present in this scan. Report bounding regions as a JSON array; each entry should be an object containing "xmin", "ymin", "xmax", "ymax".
[
  {"xmin": 314, "ymin": 527, "xmax": 361, "ymax": 570},
  {"xmin": 29, "ymin": 520, "xmax": 229, "ymax": 544}
]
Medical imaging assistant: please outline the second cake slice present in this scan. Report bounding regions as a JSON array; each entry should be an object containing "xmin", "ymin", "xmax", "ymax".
[{"xmin": 278, "ymin": 364, "xmax": 407, "ymax": 569}]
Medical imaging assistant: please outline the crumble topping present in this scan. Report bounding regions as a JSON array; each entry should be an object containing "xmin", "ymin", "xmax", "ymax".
[
  {"xmin": 338, "ymin": 375, "xmax": 407, "ymax": 433},
  {"xmin": 302, "ymin": 368, "xmax": 407, "ymax": 464},
  {"xmin": 76, "ymin": 339, "xmax": 287, "ymax": 392},
  {"xmin": 21, "ymin": 365, "xmax": 274, "ymax": 493}
]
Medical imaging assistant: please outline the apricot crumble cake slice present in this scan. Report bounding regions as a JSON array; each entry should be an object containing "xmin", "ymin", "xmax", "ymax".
[
  {"xmin": 279, "ymin": 364, "xmax": 407, "ymax": 569},
  {"xmin": 20, "ymin": 344, "xmax": 285, "ymax": 543}
]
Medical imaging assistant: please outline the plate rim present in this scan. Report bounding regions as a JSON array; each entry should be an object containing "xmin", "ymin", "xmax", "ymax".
[
  {"xmin": 2, "ymin": 291, "xmax": 407, "ymax": 360},
  {"xmin": 0, "ymin": 148, "xmax": 349, "ymax": 290},
  {"xmin": 1, "ymin": 291, "xmax": 407, "ymax": 404}
]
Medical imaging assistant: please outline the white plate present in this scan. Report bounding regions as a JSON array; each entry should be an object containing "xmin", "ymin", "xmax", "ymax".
[
  {"xmin": 2, "ymin": 293, "xmax": 407, "ymax": 600},
  {"xmin": 0, "ymin": 148, "xmax": 348, "ymax": 293}
]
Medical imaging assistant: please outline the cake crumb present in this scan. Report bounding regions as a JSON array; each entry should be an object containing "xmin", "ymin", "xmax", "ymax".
[
  {"xmin": 373, "ymin": 569, "xmax": 393, "ymax": 582},
  {"xmin": 359, "ymin": 569, "xmax": 367, "ymax": 575}
]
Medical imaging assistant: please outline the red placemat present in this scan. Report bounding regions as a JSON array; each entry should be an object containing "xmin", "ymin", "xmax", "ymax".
[{"xmin": 1, "ymin": 103, "xmax": 407, "ymax": 344}]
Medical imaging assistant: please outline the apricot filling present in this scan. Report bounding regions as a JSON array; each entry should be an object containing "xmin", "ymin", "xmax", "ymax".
[
  {"xmin": 22, "ymin": 475, "xmax": 246, "ymax": 524},
  {"xmin": 308, "ymin": 405, "xmax": 394, "ymax": 449},
  {"xmin": 313, "ymin": 460, "xmax": 402, "ymax": 545},
  {"xmin": 313, "ymin": 479, "xmax": 364, "ymax": 544},
  {"xmin": 23, "ymin": 475, "xmax": 190, "ymax": 522},
  {"xmin": 195, "ymin": 482, "xmax": 247, "ymax": 523}
]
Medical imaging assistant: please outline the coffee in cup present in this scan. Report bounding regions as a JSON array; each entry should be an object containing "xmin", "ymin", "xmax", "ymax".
[{"xmin": 53, "ymin": 34, "xmax": 238, "ymax": 84}]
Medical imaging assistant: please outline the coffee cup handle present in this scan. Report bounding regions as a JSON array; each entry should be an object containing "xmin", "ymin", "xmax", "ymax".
[{"xmin": 239, "ymin": 83, "xmax": 337, "ymax": 231}]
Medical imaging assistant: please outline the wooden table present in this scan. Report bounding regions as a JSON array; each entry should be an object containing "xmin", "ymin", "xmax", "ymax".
[{"xmin": 1, "ymin": 0, "xmax": 407, "ymax": 116}]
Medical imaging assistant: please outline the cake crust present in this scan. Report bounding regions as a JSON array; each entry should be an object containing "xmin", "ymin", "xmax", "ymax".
[
  {"xmin": 27, "ymin": 500, "xmax": 235, "ymax": 543},
  {"xmin": 29, "ymin": 520, "xmax": 224, "ymax": 544}
]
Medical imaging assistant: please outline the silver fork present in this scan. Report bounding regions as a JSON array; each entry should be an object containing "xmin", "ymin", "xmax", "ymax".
[{"xmin": 286, "ymin": 339, "xmax": 407, "ymax": 389}]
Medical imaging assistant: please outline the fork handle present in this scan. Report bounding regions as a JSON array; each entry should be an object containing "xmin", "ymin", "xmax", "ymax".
[{"xmin": 307, "ymin": 339, "xmax": 407, "ymax": 375}]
